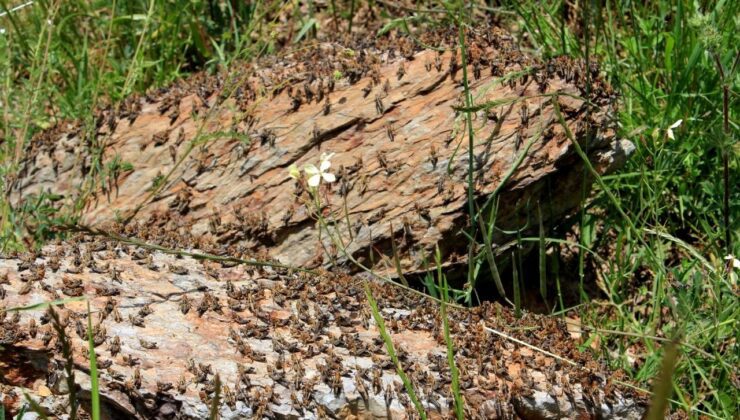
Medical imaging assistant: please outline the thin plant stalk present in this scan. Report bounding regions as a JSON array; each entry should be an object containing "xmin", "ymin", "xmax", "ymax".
[
  {"xmin": 364, "ymin": 282, "xmax": 428, "ymax": 419},
  {"xmin": 456, "ymin": 5, "xmax": 478, "ymax": 304},
  {"xmin": 436, "ymin": 246, "xmax": 464, "ymax": 419},
  {"xmin": 86, "ymin": 301, "xmax": 100, "ymax": 420},
  {"xmin": 209, "ymin": 374, "xmax": 221, "ymax": 420},
  {"xmin": 646, "ymin": 342, "xmax": 679, "ymax": 420},
  {"xmin": 48, "ymin": 307, "xmax": 78, "ymax": 419},
  {"xmin": 537, "ymin": 202, "xmax": 548, "ymax": 311}
]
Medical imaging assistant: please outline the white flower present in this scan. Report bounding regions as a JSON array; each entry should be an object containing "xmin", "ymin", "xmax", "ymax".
[
  {"xmin": 666, "ymin": 119, "xmax": 682, "ymax": 140},
  {"xmin": 304, "ymin": 152, "xmax": 336, "ymax": 188},
  {"xmin": 725, "ymin": 255, "xmax": 740, "ymax": 270},
  {"xmin": 0, "ymin": 28, "xmax": 5, "ymax": 35}
]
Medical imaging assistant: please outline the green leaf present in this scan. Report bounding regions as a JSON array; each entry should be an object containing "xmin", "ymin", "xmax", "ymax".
[
  {"xmin": 8, "ymin": 297, "xmax": 85, "ymax": 312},
  {"xmin": 293, "ymin": 18, "xmax": 317, "ymax": 43},
  {"xmin": 664, "ymin": 33, "xmax": 675, "ymax": 73}
]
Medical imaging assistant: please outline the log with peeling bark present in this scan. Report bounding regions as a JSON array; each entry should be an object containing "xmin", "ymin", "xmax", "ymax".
[
  {"xmin": 12, "ymin": 27, "xmax": 632, "ymax": 279},
  {"xmin": 0, "ymin": 235, "xmax": 647, "ymax": 419}
]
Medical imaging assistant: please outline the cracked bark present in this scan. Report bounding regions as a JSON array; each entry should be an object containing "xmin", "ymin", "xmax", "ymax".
[
  {"xmin": 12, "ymin": 30, "xmax": 631, "ymax": 279},
  {"xmin": 0, "ymin": 237, "xmax": 647, "ymax": 419}
]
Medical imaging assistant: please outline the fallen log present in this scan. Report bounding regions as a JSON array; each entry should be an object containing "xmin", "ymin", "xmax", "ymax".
[
  {"xmin": 1, "ymin": 235, "xmax": 646, "ymax": 419},
  {"xmin": 12, "ymin": 27, "xmax": 632, "ymax": 278}
]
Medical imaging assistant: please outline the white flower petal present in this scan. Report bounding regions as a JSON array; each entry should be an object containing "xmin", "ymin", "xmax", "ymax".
[
  {"xmin": 669, "ymin": 119, "xmax": 683, "ymax": 129},
  {"xmin": 322, "ymin": 172, "xmax": 336, "ymax": 183},
  {"xmin": 304, "ymin": 164, "xmax": 319, "ymax": 176},
  {"xmin": 667, "ymin": 129, "xmax": 675, "ymax": 140},
  {"xmin": 725, "ymin": 255, "xmax": 740, "ymax": 269},
  {"xmin": 319, "ymin": 153, "xmax": 334, "ymax": 171},
  {"xmin": 307, "ymin": 174, "xmax": 321, "ymax": 187}
]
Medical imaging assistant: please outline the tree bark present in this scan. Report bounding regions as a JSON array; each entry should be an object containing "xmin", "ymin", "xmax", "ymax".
[
  {"xmin": 12, "ymin": 29, "xmax": 632, "ymax": 279},
  {"xmin": 1, "ymin": 236, "xmax": 646, "ymax": 419}
]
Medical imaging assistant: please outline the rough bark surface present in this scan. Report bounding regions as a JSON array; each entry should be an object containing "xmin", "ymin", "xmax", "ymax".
[
  {"xmin": 12, "ymin": 28, "xmax": 632, "ymax": 276},
  {"xmin": 2, "ymin": 25, "xmax": 646, "ymax": 420},
  {"xmin": 1, "ymin": 236, "xmax": 646, "ymax": 419}
]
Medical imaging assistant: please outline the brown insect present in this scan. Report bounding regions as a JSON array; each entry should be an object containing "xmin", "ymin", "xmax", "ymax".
[
  {"xmin": 169, "ymin": 145, "xmax": 178, "ymax": 163},
  {"xmin": 515, "ymin": 127, "xmax": 524, "ymax": 151},
  {"xmin": 384, "ymin": 383, "xmax": 394, "ymax": 407},
  {"xmin": 376, "ymin": 151, "xmax": 389, "ymax": 171},
  {"xmin": 429, "ymin": 145, "xmax": 438, "ymax": 169},
  {"xmin": 109, "ymin": 336, "xmax": 121, "ymax": 356},
  {"xmin": 519, "ymin": 103, "xmax": 529, "ymax": 127},
  {"xmin": 156, "ymin": 381, "xmax": 173, "ymax": 394},
  {"xmin": 139, "ymin": 338, "xmax": 158, "ymax": 349},
  {"xmin": 382, "ymin": 79, "xmax": 391, "ymax": 95},
  {"xmin": 95, "ymin": 285, "xmax": 119, "ymax": 297},
  {"xmin": 473, "ymin": 61, "xmax": 482, "ymax": 80},
  {"xmin": 177, "ymin": 375, "xmax": 188, "ymax": 394},
  {"xmin": 434, "ymin": 54, "xmax": 443, "ymax": 72},
  {"xmin": 372, "ymin": 367, "xmax": 382, "ymax": 394},
  {"xmin": 168, "ymin": 264, "xmax": 188, "ymax": 275},
  {"xmin": 133, "ymin": 367, "xmax": 142, "ymax": 389},
  {"xmin": 396, "ymin": 63, "xmax": 406, "ymax": 80},
  {"xmin": 385, "ymin": 122, "xmax": 395, "ymax": 142},
  {"xmin": 374, "ymin": 94, "xmax": 384, "ymax": 115},
  {"xmin": 92, "ymin": 325, "xmax": 107, "ymax": 346},
  {"xmin": 178, "ymin": 295, "xmax": 192, "ymax": 315},
  {"xmin": 290, "ymin": 94, "xmax": 302, "ymax": 113},
  {"xmin": 18, "ymin": 282, "xmax": 33, "ymax": 295},
  {"xmin": 48, "ymin": 255, "xmax": 60, "ymax": 272},
  {"xmin": 28, "ymin": 318, "xmax": 37, "ymax": 338},
  {"xmin": 312, "ymin": 124, "xmax": 321, "ymax": 144},
  {"xmin": 355, "ymin": 371, "xmax": 369, "ymax": 403},
  {"xmin": 152, "ymin": 129, "xmax": 170, "ymax": 147},
  {"xmin": 129, "ymin": 314, "xmax": 145, "ymax": 327}
]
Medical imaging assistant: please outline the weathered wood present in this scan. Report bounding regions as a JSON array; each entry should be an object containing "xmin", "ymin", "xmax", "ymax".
[
  {"xmin": 12, "ymin": 28, "xmax": 631, "ymax": 277},
  {"xmin": 1, "ymin": 236, "xmax": 646, "ymax": 419}
]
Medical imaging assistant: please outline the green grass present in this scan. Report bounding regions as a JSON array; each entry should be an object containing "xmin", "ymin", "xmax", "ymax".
[
  {"xmin": 0, "ymin": 0, "xmax": 737, "ymax": 418},
  {"xmin": 504, "ymin": 1, "xmax": 738, "ymax": 417}
]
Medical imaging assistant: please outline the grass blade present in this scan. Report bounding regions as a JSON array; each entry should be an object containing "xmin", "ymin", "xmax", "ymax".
[
  {"xmin": 646, "ymin": 341, "xmax": 679, "ymax": 420},
  {"xmin": 209, "ymin": 374, "xmax": 221, "ymax": 420},
  {"xmin": 537, "ymin": 202, "xmax": 548, "ymax": 311},
  {"xmin": 389, "ymin": 222, "xmax": 409, "ymax": 287},
  {"xmin": 86, "ymin": 301, "xmax": 100, "ymax": 420},
  {"xmin": 22, "ymin": 393, "xmax": 48, "ymax": 420},
  {"xmin": 436, "ymin": 247, "xmax": 464, "ymax": 419},
  {"xmin": 475, "ymin": 201, "xmax": 506, "ymax": 298},
  {"xmin": 364, "ymin": 282, "xmax": 427, "ymax": 419},
  {"xmin": 512, "ymin": 251, "xmax": 521, "ymax": 318},
  {"xmin": 7, "ymin": 296, "xmax": 85, "ymax": 312}
]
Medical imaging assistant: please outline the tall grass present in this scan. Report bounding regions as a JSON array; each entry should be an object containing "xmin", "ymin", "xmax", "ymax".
[{"xmin": 505, "ymin": 0, "xmax": 738, "ymax": 417}]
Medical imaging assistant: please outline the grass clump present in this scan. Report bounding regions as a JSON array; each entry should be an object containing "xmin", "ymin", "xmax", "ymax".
[{"xmin": 506, "ymin": 0, "xmax": 738, "ymax": 417}]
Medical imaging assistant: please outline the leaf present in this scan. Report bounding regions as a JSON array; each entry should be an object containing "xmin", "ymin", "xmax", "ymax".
[
  {"xmin": 377, "ymin": 17, "xmax": 408, "ymax": 36},
  {"xmin": 8, "ymin": 297, "xmax": 85, "ymax": 312},
  {"xmin": 293, "ymin": 18, "xmax": 317, "ymax": 43}
]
